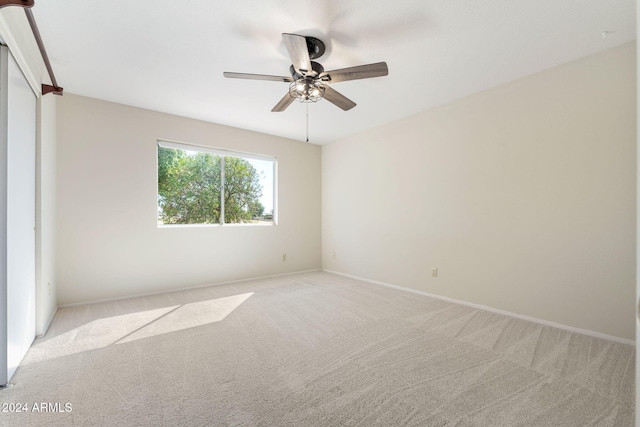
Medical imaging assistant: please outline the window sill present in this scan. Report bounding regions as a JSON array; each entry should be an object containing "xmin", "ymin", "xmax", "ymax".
[{"xmin": 157, "ymin": 222, "xmax": 276, "ymax": 228}]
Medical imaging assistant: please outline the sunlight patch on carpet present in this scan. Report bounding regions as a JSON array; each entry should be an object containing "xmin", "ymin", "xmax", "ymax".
[{"xmin": 22, "ymin": 292, "xmax": 254, "ymax": 364}]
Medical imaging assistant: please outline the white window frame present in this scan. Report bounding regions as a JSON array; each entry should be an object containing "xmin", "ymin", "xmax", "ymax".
[{"xmin": 157, "ymin": 140, "xmax": 278, "ymax": 227}]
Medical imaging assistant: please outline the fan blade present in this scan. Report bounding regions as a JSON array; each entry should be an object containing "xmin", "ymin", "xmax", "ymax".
[
  {"xmin": 322, "ymin": 86, "xmax": 356, "ymax": 111},
  {"xmin": 271, "ymin": 93, "xmax": 295, "ymax": 112},
  {"xmin": 319, "ymin": 62, "xmax": 388, "ymax": 83},
  {"xmin": 224, "ymin": 72, "xmax": 293, "ymax": 82},
  {"xmin": 282, "ymin": 33, "xmax": 313, "ymax": 76}
]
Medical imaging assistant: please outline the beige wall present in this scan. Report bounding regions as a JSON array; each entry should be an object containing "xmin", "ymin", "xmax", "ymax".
[
  {"xmin": 56, "ymin": 94, "xmax": 321, "ymax": 305},
  {"xmin": 35, "ymin": 95, "xmax": 57, "ymax": 335},
  {"xmin": 323, "ymin": 42, "xmax": 636, "ymax": 340}
]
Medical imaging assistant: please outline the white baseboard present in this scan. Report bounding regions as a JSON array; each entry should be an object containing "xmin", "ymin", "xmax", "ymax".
[
  {"xmin": 323, "ymin": 269, "xmax": 635, "ymax": 346},
  {"xmin": 36, "ymin": 306, "xmax": 58, "ymax": 338},
  {"xmin": 58, "ymin": 269, "xmax": 322, "ymax": 308}
]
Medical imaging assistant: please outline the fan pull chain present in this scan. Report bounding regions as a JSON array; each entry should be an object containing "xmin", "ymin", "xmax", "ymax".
[{"xmin": 306, "ymin": 103, "xmax": 309, "ymax": 143}]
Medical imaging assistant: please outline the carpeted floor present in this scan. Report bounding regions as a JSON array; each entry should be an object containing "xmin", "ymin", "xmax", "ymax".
[{"xmin": 0, "ymin": 271, "xmax": 634, "ymax": 426}]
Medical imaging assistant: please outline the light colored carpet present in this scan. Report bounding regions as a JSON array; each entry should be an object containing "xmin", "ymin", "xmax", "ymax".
[{"xmin": 0, "ymin": 271, "xmax": 634, "ymax": 426}]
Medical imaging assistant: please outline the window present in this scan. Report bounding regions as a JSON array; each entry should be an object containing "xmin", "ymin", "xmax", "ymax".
[{"xmin": 157, "ymin": 140, "xmax": 276, "ymax": 226}]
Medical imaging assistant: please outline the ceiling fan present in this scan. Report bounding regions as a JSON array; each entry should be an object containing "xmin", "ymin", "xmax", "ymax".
[{"xmin": 223, "ymin": 33, "xmax": 388, "ymax": 112}]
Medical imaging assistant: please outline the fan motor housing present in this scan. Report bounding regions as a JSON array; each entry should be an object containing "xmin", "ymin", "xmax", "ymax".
[{"xmin": 290, "ymin": 61, "xmax": 324, "ymax": 80}]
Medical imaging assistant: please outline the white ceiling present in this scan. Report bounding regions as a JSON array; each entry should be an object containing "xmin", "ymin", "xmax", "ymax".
[{"xmin": 33, "ymin": 0, "xmax": 635, "ymax": 144}]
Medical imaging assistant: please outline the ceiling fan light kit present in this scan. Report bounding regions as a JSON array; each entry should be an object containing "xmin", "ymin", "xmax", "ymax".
[
  {"xmin": 289, "ymin": 77, "xmax": 325, "ymax": 103},
  {"xmin": 224, "ymin": 33, "xmax": 388, "ymax": 112}
]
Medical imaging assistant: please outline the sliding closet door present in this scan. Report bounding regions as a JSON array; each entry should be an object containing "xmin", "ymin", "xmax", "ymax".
[{"xmin": 0, "ymin": 45, "xmax": 36, "ymax": 385}]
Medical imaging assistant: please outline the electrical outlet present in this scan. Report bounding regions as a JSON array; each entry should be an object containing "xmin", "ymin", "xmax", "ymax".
[
  {"xmin": 431, "ymin": 268, "xmax": 438, "ymax": 278},
  {"xmin": 282, "ymin": 253, "xmax": 287, "ymax": 262}
]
